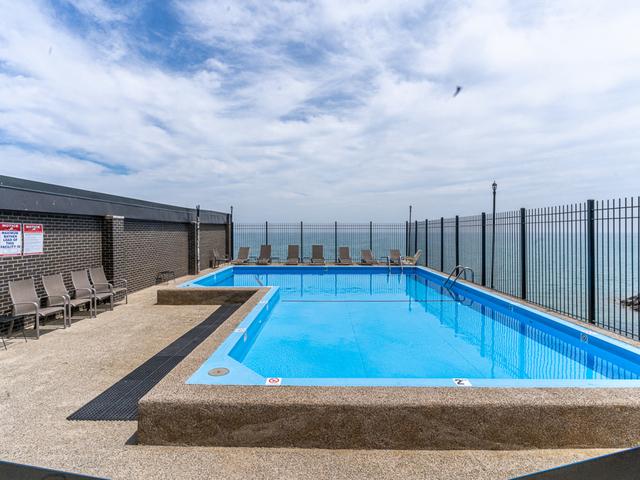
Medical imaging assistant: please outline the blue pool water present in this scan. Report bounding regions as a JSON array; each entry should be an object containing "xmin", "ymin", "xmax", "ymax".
[{"xmin": 184, "ymin": 266, "xmax": 640, "ymax": 387}]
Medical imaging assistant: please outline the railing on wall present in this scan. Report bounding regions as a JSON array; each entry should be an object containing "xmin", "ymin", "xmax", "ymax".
[{"xmin": 233, "ymin": 196, "xmax": 640, "ymax": 340}]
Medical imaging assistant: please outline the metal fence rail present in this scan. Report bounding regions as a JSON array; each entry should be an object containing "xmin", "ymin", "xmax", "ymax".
[{"xmin": 232, "ymin": 195, "xmax": 640, "ymax": 340}]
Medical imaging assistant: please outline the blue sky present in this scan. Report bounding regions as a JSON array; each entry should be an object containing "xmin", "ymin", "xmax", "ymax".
[{"xmin": 1, "ymin": 0, "xmax": 639, "ymax": 220}]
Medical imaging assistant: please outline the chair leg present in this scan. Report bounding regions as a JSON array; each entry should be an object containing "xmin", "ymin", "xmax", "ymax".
[
  {"xmin": 35, "ymin": 315, "xmax": 40, "ymax": 339},
  {"xmin": 1, "ymin": 336, "xmax": 6, "ymax": 350}
]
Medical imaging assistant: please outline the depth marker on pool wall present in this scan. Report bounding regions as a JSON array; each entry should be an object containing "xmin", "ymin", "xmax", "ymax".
[
  {"xmin": 265, "ymin": 377, "xmax": 282, "ymax": 386},
  {"xmin": 453, "ymin": 378, "xmax": 472, "ymax": 387}
]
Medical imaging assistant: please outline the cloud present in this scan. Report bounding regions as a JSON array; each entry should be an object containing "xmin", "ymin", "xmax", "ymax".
[{"xmin": 0, "ymin": 0, "xmax": 639, "ymax": 220}]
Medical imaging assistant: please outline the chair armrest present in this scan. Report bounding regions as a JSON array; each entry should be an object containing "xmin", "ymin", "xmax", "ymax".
[
  {"xmin": 13, "ymin": 301, "xmax": 40, "ymax": 315},
  {"xmin": 69, "ymin": 287, "xmax": 95, "ymax": 297},
  {"xmin": 44, "ymin": 294, "xmax": 69, "ymax": 306},
  {"xmin": 109, "ymin": 278, "xmax": 127, "ymax": 288},
  {"xmin": 92, "ymin": 282, "xmax": 114, "ymax": 293}
]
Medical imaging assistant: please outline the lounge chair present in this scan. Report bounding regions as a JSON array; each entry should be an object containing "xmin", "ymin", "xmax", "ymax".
[
  {"xmin": 232, "ymin": 247, "xmax": 250, "ymax": 264},
  {"xmin": 42, "ymin": 273, "xmax": 94, "ymax": 321},
  {"xmin": 72, "ymin": 269, "xmax": 113, "ymax": 312},
  {"xmin": 9, "ymin": 278, "xmax": 68, "ymax": 338},
  {"xmin": 89, "ymin": 266, "xmax": 128, "ymax": 306},
  {"xmin": 212, "ymin": 248, "xmax": 230, "ymax": 267},
  {"xmin": 311, "ymin": 245, "xmax": 325, "ymax": 264},
  {"xmin": 388, "ymin": 249, "xmax": 402, "ymax": 265},
  {"xmin": 403, "ymin": 249, "xmax": 422, "ymax": 265},
  {"xmin": 337, "ymin": 246, "xmax": 353, "ymax": 265},
  {"xmin": 360, "ymin": 249, "xmax": 378, "ymax": 265},
  {"xmin": 256, "ymin": 245, "xmax": 272, "ymax": 265},
  {"xmin": 286, "ymin": 245, "xmax": 300, "ymax": 265}
]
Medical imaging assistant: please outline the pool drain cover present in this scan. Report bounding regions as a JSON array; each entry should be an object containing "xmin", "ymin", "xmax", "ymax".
[{"xmin": 208, "ymin": 367, "xmax": 230, "ymax": 376}]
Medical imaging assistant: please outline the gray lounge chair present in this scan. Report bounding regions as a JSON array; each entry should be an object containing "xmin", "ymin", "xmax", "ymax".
[
  {"xmin": 256, "ymin": 245, "xmax": 272, "ymax": 265},
  {"xmin": 389, "ymin": 249, "xmax": 402, "ymax": 265},
  {"xmin": 72, "ymin": 269, "xmax": 113, "ymax": 312},
  {"xmin": 338, "ymin": 246, "xmax": 353, "ymax": 265},
  {"xmin": 286, "ymin": 245, "xmax": 300, "ymax": 265},
  {"xmin": 360, "ymin": 249, "xmax": 378, "ymax": 265},
  {"xmin": 9, "ymin": 278, "xmax": 68, "ymax": 338},
  {"xmin": 212, "ymin": 248, "xmax": 230, "ymax": 267},
  {"xmin": 89, "ymin": 266, "xmax": 128, "ymax": 306},
  {"xmin": 42, "ymin": 273, "xmax": 94, "ymax": 321},
  {"xmin": 232, "ymin": 247, "xmax": 250, "ymax": 264},
  {"xmin": 311, "ymin": 245, "xmax": 325, "ymax": 264}
]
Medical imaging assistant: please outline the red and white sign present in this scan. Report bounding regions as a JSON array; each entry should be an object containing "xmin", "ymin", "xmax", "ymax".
[
  {"xmin": 0, "ymin": 223, "xmax": 22, "ymax": 256},
  {"xmin": 23, "ymin": 224, "xmax": 44, "ymax": 255},
  {"xmin": 265, "ymin": 377, "xmax": 282, "ymax": 386}
]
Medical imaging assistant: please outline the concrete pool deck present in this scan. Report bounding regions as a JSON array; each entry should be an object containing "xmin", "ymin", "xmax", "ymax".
[{"xmin": 0, "ymin": 269, "xmax": 632, "ymax": 479}]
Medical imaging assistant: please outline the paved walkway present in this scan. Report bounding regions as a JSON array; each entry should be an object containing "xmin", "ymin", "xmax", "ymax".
[{"xmin": 0, "ymin": 274, "xmax": 616, "ymax": 479}]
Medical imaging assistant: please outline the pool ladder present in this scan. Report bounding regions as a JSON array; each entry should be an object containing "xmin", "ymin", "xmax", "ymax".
[{"xmin": 443, "ymin": 265, "xmax": 475, "ymax": 289}]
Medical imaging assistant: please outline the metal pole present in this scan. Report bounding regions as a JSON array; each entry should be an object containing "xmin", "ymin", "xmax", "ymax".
[
  {"xmin": 490, "ymin": 182, "xmax": 497, "ymax": 289},
  {"xmin": 587, "ymin": 199, "xmax": 596, "ymax": 323},
  {"xmin": 265, "ymin": 220, "xmax": 268, "ymax": 245},
  {"xmin": 414, "ymin": 220, "xmax": 418, "ymax": 256},
  {"xmin": 369, "ymin": 221, "xmax": 373, "ymax": 251},
  {"xmin": 440, "ymin": 217, "xmax": 444, "ymax": 271},
  {"xmin": 405, "ymin": 221, "xmax": 409, "ymax": 256},
  {"xmin": 481, "ymin": 212, "xmax": 486, "ymax": 286},
  {"xmin": 520, "ymin": 207, "xmax": 527, "ymax": 299},
  {"xmin": 195, "ymin": 205, "xmax": 201, "ymax": 273},
  {"xmin": 455, "ymin": 215, "xmax": 459, "ymax": 267},
  {"xmin": 229, "ymin": 206, "xmax": 234, "ymax": 260},
  {"xmin": 424, "ymin": 218, "xmax": 428, "ymax": 267},
  {"xmin": 334, "ymin": 221, "xmax": 338, "ymax": 262},
  {"xmin": 300, "ymin": 221, "xmax": 303, "ymax": 260},
  {"xmin": 408, "ymin": 205, "xmax": 412, "ymax": 255}
]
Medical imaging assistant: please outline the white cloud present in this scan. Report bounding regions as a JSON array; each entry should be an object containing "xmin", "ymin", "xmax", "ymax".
[{"xmin": 0, "ymin": 0, "xmax": 639, "ymax": 220}]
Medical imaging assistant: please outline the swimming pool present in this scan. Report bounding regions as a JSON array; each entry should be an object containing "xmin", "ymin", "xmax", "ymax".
[{"xmin": 183, "ymin": 266, "xmax": 640, "ymax": 387}]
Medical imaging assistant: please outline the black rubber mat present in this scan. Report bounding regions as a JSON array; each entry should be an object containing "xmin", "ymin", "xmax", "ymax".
[{"xmin": 68, "ymin": 304, "xmax": 241, "ymax": 421}]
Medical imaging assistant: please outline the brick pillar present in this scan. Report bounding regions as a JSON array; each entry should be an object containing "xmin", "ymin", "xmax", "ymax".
[
  {"xmin": 102, "ymin": 215, "xmax": 125, "ymax": 281},
  {"xmin": 188, "ymin": 221, "xmax": 199, "ymax": 275}
]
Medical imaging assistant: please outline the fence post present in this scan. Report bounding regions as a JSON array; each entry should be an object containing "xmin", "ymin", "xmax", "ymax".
[
  {"xmin": 405, "ymin": 221, "xmax": 409, "ymax": 256},
  {"xmin": 424, "ymin": 219, "xmax": 428, "ymax": 267},
  {"xmin": 414, "ymin": 220, "xmax": 418, "ymax": 256},
  {"xmin": 455, "ymin": 215, "xmax": 460, "ymax": 267},
  {"xmin": 334, "ymin": 221, "xmax": 338, "ymax": 262},
  {"xmin": 369, "ymin": 221, "xmax": 373, "ymax": 251},
  {"xmin": 587, "ymin": 199, "xmax": 596, "ymax": 323},
  {"xmin": 300, "ymin": 221, "xmax": 303, "ymax": 259},
  {"xmin": 481, "ymin": 213, "xmax": 486, "ymax": 286},
  {"xmin": 265, "ymin": 220, "xmax": 268, "ymax": 245},
  {"xmin": 520, "ymin": 208, "xmax": 527, "ymax": 299},
  {"xmin": 440, "ymin": 217, "xmax": 444, "ymax": 272}
]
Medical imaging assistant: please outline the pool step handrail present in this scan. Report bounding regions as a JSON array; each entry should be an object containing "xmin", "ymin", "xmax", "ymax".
[
  {"xmin": 254, "ymin": 275, "xmax": 264, "ymax": 287},
  {"xmin": 443, "ymin": 265, "xmax": 475, "ymax": 289}
]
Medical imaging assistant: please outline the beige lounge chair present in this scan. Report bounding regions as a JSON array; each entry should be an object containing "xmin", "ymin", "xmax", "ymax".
[
  {"xmin": 89, "ymin": 266, "xmax": 128, "ymax": 306},
  {"xmin": 360, "ymin": 249, "xmax": 378, "ymax": 265},
  {"xmin": 42, "ymin": 273, "xmax": 94, "ymax": 321},
  {"xmin": 403, "ymin": 249, "xmax": 422, "ymax": 265},
  {"xmin": 286, "ymin": 245, "xmax": 300, "ymax": 265},
  {"xmin": 256, "ymin": 245, "xmax": 272, "ymax": 265},
  {"xmin": 212, "ymin": 248, "xmax": 230, "ymax": 267},
  {"xmin": 9, "ymin": 278, "xmax": 68, "ymax": 338},
  {"xmin": 72, "ymin": 269, "xmax": 113, "ymax": 312},
  {"xmin": 389, "ymin": 249, "xmax": 402, "ymax": 265},
  {"xmin": 337, "ymin": 246, "xmax": 353, "ymax": 265},
  {"xmin": 311, "ymin": 245, "xmax": 325, "ymax": 264},
  {"xmin": 232, "ymin": 247, "xmax": 250, "ymax": 264}
]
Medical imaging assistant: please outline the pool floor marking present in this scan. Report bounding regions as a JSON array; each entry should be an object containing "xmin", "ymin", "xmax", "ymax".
[
  {"xmin": 281, "ymin": 299, "xmax": 458, "ymax": 303},
  {"xmin": 453, "ymin": 378, "xmax": 472, "ymax": 387},
  {"xmin": 265, "ymin": 377, "xmax": 282, "ymax": 386}
]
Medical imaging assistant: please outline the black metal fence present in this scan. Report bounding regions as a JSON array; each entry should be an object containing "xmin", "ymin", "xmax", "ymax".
[{"xmin": 232, "ymin": 196, "xmax": 640, "ymax": 340}]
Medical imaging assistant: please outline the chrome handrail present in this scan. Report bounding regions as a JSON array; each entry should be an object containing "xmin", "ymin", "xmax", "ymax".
[{"xmin": 443, "ymin": 265, "xmax": 475, "ymax": 289}]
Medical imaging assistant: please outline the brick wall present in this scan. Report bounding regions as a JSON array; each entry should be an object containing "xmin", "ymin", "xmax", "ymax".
[
  {"xmin": 199, "ymin": 224, "xmax": 228, "ymax": 268},
  {"xmin": 0, "ymin": 211, "xmax": 103, "ymax": 314},
  {"xmin": 122, "ymin": 219, "xmax": 190, "ymax": 292}
]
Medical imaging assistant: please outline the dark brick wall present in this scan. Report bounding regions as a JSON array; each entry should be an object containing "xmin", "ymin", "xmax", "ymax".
[
  {"xmin": 0, "ymin": 211, "xmax": 103, "ymax": 314},
  {"xmin": 121, "ymin": 219, "xmax": 190, "ymax": 292},
  {"xmin": 200, "ymin": 224, "xmax": 228, "ymax": 268}
]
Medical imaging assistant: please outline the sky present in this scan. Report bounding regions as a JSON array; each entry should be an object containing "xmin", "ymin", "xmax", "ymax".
[{"xmin": 1, "ymin": 0, "xmax": 640, "ymax": 221}]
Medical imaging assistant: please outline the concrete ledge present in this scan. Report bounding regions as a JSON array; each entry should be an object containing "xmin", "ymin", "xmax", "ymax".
[
  {"xmin": 156, "ymin": 287, "xmax": 258, "ymax": 305},
  {"xmin": 138, "ymin": 285, "xmax": 640, "ymax": 450}
]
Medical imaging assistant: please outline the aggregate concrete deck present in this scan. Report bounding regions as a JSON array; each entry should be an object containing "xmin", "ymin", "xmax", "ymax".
[{"xmin": 0, "ymin": 271, "xmax": 624, "ymax": 479}]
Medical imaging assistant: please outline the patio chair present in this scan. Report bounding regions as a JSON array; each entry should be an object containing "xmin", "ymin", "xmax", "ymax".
[
  {"xmin": 389, "ymin": 249, "xmax": 402, "ymax": 265},
  {"xmin": 256, "ymin": 245, "xmax": 272, "ymax": 265},
  {"xmin": 360, "ymin": 249, "xmax": 378, "ymax": 265},
  {"xmin": 89, "ymin": 266, "xmax": 128, "ymax": 306},
  {"xmin": 403, "ymin": 249, "xmax": 422, "ymax": 265},
  {"xmin": 42, "ymin": 273, "xmax": 94, "ymax": 322},
  {"xmin": 286, "ymin": 245, "xmax": 300, "ymax": 265},
  {"xmin": 212, "ymin": 248, "xmax": 230, "ymax": 267},
  {"xmin": 232, "ymin": 247, "xmax": 250, "ymax": 264},
  {"xmin": 337, "ymin": 246, "xmax": 353, "ymax": 265},
  {"xmin": 311, "ymin": 245, "xmax": 325, "ymax": 264},
  {"xmin": 9, "ymin": 278, "xmax": 68, "ymax": 338},
  {"xmin": 72, "ymin": 269, "xmax": 113, "ymax": 312}
]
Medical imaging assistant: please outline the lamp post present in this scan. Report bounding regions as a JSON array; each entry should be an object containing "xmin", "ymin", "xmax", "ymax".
[{"xmin": 490, "ymin": 181, "xmax": 497, "ymax": 289}]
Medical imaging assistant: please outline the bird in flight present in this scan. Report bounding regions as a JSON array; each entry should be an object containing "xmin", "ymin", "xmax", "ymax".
[{"xmin": 453, "ymin": 86, "xmax": 462, "ymax": 97}]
